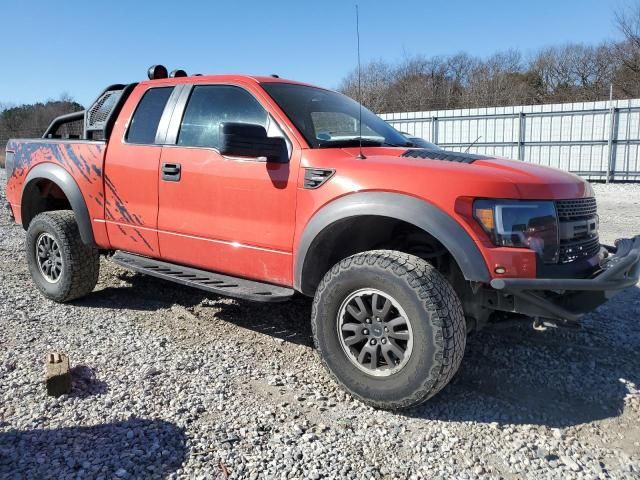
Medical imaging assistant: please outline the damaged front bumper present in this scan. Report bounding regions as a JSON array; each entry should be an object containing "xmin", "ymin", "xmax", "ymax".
[{"xmin": 488, "ymin": 235, "xmax": 640, "ymax": 322}]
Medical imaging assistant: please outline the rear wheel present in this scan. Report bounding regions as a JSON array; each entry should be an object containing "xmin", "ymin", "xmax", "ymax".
[
  {"xmin": 311, "ymin": 250, "xmax": 466, "ymax": 410},
  {"xmin": 26, "ymin": 211, "xmax": 100, "ymax": 302}
]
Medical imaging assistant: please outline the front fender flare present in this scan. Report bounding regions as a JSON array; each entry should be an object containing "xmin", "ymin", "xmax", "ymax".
[
  {"xmin": 21, "ymin": 163, "xmax": 95, "ymax": 246},
  {"xmin": 294, "ymin": 192, "xmax": 490, "ymax": 293}
]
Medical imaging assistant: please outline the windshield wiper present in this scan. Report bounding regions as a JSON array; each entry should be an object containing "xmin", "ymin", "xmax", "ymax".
[{"xmin": 318, "ymin": 138, "xmax": 384, "ymax": 148}]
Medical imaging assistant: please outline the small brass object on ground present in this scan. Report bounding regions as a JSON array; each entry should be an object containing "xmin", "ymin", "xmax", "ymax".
[{"xmin": 45, "ymin": 352, "xmax": 71, "ymax": 396}]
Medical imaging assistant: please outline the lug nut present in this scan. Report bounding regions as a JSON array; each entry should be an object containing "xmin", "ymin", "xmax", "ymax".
[
  {"xmin": 370, "ymin": 339, "xmax": 377, "ymax": 345},
  {"xmin": 381, "ymin": 338, "xmax": 387, "ymax": 344},
  {"xmin": 384, "ymin": 327, "xmax": 388, "ymax": 332},
  {"xmin": 362, "ymin": 329, "xmax": 369, "ymax": 335},
  {"xmin": 376, "ymin": 317, "xmax": 381, "ymax": 322},
  {"xmin": 365, "ymin": 318, "xmax": 371, "ymax": 324}
]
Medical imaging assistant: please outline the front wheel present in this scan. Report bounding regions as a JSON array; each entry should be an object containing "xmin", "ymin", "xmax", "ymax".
[
  {"xmin": 311, "ymin": 250, "xmax": 466, "ymax": 410},
  {"xmin": 26, "ymin": 211, "xmax": 100, "ymax": 303}
]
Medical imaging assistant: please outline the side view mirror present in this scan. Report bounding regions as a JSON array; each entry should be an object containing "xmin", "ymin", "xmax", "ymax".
[{"xmin": 219, "ymin": 122, "xmax": 288, "ymax": 163}]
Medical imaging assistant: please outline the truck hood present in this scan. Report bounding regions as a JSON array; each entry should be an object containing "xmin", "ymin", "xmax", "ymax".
[
  {"xmin": 464, "ymin": 156, "xmax": 592, "ymax": 198},
  {"xmin": 308, "ymin": 147, "xmax": 594, "ymax": 200}
]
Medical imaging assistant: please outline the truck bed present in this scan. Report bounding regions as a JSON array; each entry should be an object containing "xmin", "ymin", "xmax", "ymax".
[{"xmin": 5, "ymin": 139, "xmax": 106, "ymax": 227}]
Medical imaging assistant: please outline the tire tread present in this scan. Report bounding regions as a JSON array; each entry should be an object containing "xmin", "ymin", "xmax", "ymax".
[
  {"xmin": 311, "ymin": 249, "xmax": 466, "ymax": 410},
  {"xmin": 27, "ymin": 211, "xmax": 99, "ymax": 302}
]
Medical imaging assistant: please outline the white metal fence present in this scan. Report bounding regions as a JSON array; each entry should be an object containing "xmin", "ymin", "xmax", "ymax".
[{"xmin": 380, "ymin": 99, "xmax": 640, "ymax": 181}]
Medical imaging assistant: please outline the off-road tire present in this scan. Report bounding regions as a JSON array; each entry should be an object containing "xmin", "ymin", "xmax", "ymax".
[
  {"xmin": 26, "ymin": 211, "xmax": 99, "ymax": 302},
  {"xmin": 311, "ymin": 250, "xmax": 466, "ymax": 410}
]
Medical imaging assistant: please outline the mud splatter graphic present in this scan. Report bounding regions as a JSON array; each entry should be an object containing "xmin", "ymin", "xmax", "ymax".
[
  {"xmin": 102, "ymin": 174, "xmax": 153, "ymax": 253},
  {"xmin": 5, "ymin": 139, "xmax": 154, "ymax": 253},
  {"xmin": 104, "ymin": 177, "xmax": 146, "ymax": 222},
  {"xmin": 6, "ymin": 140, "xmax": 104, "ymax": 191},
  {"xmin": 134, "ymin": 229, "xmax": 153, "ymax": 251},
  {"xmin": 5, "ymin": 140, "xmax": 105, "ymax": 214}
]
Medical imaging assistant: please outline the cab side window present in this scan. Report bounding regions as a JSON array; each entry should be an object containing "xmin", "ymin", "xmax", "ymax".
[
  {"xmin": 177, "ymin": 85, "xmax": 268, "ymax": 149},
  {"xmin": 126, "ymin": 87, "xmax": 174, "ymax": 144}
]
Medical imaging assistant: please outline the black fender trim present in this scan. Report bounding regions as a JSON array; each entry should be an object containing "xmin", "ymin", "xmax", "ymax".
[
  {"xmin": 294, "ymin": 192, "xmax": 490, "ymax": 294},
  {"xmin": 21, "ymin": 163, "xmax": 96, "ymax": 246}
]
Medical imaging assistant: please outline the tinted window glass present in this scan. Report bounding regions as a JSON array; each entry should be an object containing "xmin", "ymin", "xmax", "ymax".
[
  {"xmin": 178, "ymin": 85, "xmax": 268, "ymax": 149},
  {"xmin": 126, "ymin": 87, "xmax": 173, "ymax": 144}
]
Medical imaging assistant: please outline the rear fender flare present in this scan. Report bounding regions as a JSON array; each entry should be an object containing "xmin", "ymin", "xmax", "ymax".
[
  {"xmin": 294, "ymin": 192, "xmax": 490, "ymax": 294},
  {"xmin": 21, "ymin": 163, "xmax": 95, "ymax": 246}
]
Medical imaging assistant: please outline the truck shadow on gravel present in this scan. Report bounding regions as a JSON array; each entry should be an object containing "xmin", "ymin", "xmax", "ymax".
[
  {"xmin": 406, "ymin": 285, "xmax": 640, "ymax": 428},
  {"xmin": 82, "ymin": 270, "xmax": 639, "ymax": 428},
  {"xmin": 80, "ymin": 270, "xmax": 316, "ymax": 347},
  {"xmin": 0, "ymin": 418, "xmax": 187, "ymax": 479}
]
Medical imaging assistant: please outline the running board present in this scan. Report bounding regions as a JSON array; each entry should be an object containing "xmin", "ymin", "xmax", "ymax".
[{"xmin": 111, "ymin": 251, "xmax": 294, "ymax": 303}]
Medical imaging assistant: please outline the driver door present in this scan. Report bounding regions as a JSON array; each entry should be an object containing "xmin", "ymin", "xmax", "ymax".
[{"xmin": 157, "ymin": 84, "xmax": 298, "ymax": 286}]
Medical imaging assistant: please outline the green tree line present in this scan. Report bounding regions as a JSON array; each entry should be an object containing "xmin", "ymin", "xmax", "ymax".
[{"xmin": 0, "ymin": 96, "xmax": 83, "ymax": 166}]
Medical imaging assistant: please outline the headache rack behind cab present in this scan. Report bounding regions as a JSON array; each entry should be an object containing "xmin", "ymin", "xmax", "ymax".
[{"xmin": 43, "ymin": 83, "xmax": 137, "ymax": 141}]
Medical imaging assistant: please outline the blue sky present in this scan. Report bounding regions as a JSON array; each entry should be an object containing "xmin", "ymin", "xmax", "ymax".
[{"xmin": 0, "ymin": 0, "xmax": 626, "ymax": 107}]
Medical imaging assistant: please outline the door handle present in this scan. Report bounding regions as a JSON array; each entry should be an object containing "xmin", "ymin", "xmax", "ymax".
[{"xmin": 162, "ymin": 163, "xmax": 181, "ymax": 182}]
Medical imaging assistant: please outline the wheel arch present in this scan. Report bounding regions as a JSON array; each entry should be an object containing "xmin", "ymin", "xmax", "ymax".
[
  {"xmin": 21, "ymin": 163, "xmax": 95, "ymax": 246},
  {"xmin": 294, "ymin": 192, "xmax": 490, "ymax": 295}
]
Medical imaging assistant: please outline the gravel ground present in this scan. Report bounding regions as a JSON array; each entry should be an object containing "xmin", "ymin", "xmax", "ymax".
[{"xmin": 0, "ymin": 168, "xmax": 639, "ymax": 479}]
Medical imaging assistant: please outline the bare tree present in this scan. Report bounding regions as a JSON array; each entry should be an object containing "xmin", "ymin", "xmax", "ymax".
[
  {"xmin": 339, "ymin": 60, "xmax": 395, "ymax": 113},
  {"xmin": 614, "ymin": 2, "xmax": 640, "ymax": 97},
  {"xmin": 529, "ymin": 44, "xmax": 616, "ymax": 102},
  {"xmin": 338, "ymin": 4, "xmax": 640, "ymax": 114},
  {"xmin": 616, "ymin": 2, "xmax": 640, "ymax": 49},
  {"xmin": 389, "ymin": 55, "xmax": 457, "ymax": 111},
  {"xmin": 462, "ymin": 50, "xmax": 534, "ymax": 107}
]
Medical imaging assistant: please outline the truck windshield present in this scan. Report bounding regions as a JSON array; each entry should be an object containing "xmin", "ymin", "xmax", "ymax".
[{"xmin": 262, "ymin": 83, "xmax": 411, "ymax": 149}]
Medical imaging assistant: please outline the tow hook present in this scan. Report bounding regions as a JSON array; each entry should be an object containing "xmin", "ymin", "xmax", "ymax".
[{"xmin": 532, "ymin": 317, "xmax": 581, "ymax": 331}]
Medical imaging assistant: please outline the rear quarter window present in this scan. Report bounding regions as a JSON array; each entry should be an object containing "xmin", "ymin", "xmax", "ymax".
[{"xmin": 126, "ymin": 87, "xmax": 174, "ymax": 144}]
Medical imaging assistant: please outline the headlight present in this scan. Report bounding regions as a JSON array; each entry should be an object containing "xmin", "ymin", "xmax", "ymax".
[{"xmin": 474, "ymin": 199, "xmax": 559, "ymax": 263}]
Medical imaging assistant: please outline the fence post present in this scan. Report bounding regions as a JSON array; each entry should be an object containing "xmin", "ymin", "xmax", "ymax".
[
  {"xmin": 431, "ymin": 117, "xmax": 438, "ymax": 144},
  {"xmin": 518, "ymin": 112, "xmax": 526, "ymax": 160},
  {"xmin": 606, "ymin": 107, "xmax": 619, "ymax": 183}
]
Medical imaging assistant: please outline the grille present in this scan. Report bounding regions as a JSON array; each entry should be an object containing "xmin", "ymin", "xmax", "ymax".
[
  {"xmin": 558, "ymin": 235, "xmax": 600, "ymax": 263},
  {"xmin": 555, "ymin": 198, "xmax": 597, "ymax": 221},
  {"xmin": 554, "ymin": 197, "xmax": 600, "ymax": 263}
]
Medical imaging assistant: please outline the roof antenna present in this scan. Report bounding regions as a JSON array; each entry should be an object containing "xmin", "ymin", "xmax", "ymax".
[
  {"xmin": 464, "ymin": 135, "xmax": 482, "ymax": 153},
  {"xmin": 355, "ymin": 5, "xmax": 366, "ymax": 160}
]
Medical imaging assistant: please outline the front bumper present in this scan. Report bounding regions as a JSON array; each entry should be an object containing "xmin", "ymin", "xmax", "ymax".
[{"xmin": 489, "ymin": 235, "xmax": 640, "ymax": 322}]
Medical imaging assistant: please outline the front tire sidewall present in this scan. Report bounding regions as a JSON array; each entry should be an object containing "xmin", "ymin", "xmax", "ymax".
[{"xmin": 314, "ymin": 260, "xmax": 449, "ymax": 407}]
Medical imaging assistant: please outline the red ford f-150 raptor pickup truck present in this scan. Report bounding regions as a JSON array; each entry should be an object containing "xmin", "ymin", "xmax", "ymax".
[{"xmin": 4, "ymin": 65, "xmax": 639, "ymax": 409}]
